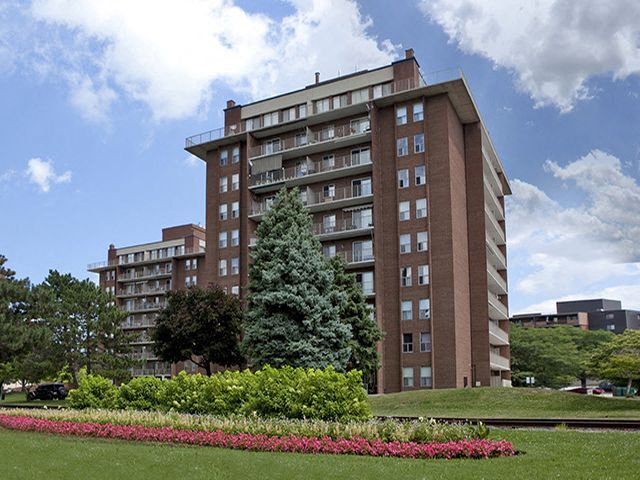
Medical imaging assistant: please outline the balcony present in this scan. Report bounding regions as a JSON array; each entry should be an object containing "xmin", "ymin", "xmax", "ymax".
[
  {"xmin": 117, "ymin": 286, "xmax": 169, "ymax": 298},
  {"xmin": 130, "ymin": 351, "xmax": 158, "ymax": 361},
  {"xmin": 490, "ymin": 352, "xmax": 511, "ymax": 371},
  {"xmin": 123, "ymin": 301, "xmax": 166, "ymax": 314},
  {"xmin": 131, "ymin": 367, "xmax": 171, "ymax": 377},
  {"xmin": 489, "ymin": 321, "xmax": 509, "ymax": 346},
  {"xmin": 487, "ymin": 261, "xmax": 507, "ymax": 295},
  {"xmin": 335, "ymin": 249, "xmax": 375, "ymax": 269},
  {"xmin": 184, "ymin": 75, "xmax": 431, "ymax": 152},
  {"xmin": 486, "ymin": 236, "xmax": 506, "ymax": 270},
  {"xmin": 488, "ymin": 291, "xmax": 509, "ymax": 320},
  {"xmin": 484, "ymin": 177, "xmax": 504, "ymax": 221},
  {"xmin": 249, "ymin": 153, "xmax": 373, "ymax": 192},
  {"xmin": 250, "ymin": 184, "xmax": 373, "ymax": 220},
  {"xmin": 121, "ymin": 318, "xmax": 156, "ymax": 329},
  {"xmin": 117, "ymin": 270, "xmax": 173, "ymax": 282},
  {"xmin": 485, "ymin": 207, "xmax": 506, "ymax": 246},
  {"xmin": 248, "ymin": 122, "xmax": 371, "ymax": 160},
  {"xmin": 313, "ymin": 218, "xmax": 374, "ymax": 240},
  {"xmin": 130, "ymin": 332, "xmax": 155, "ymax": 345}
]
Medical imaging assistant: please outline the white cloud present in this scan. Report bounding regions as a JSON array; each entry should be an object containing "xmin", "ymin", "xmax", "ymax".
[
  {"xmin": 507, "ymin": 149, "xmax": 640, "ymax": 305},
  {"xmin": 419, "ymin": 0, "xmax": 640, "ymax": 112},
  {"xmin": 26, "ymin": 158, "xmax": 72, "ymax": 192},
  {"xmin": 27, "ymin": 0, "xmax": 398, "ymax": 122}
]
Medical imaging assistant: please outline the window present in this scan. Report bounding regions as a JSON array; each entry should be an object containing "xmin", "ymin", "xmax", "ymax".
[
  {"xmin": 415, "ymin": 165, "xmax": 426, "ymax": 185},
  {"xmin": 606, "ymin": 324, "xmax": 616, "ymax": 331},
  {"xmin": 414, "ymin": 133, "xmax": 425, "ymax": 153},
  {"xmin": 400, "ymin": 234, "xmax": 411, "ymax": 254},
  {"xmin": 232, "ymin": 146, "xmax": 240, "ymax": 164},
  {"xmin": 352, "ymin": 177, "xmax": 372, "ymax": 196},
  {"xmin": 420, "ymin": 367, "xmax": 432, "ymax": 387},
  {"xmin": 245, "ymin": 117, "xmax": 259, "ymax": 131},
  {"xmin": 373, "ymin": 82, "xmax": 392, "ymax": 98},
  {"xmin": 231, "ymin": 229, "xmax": 239, "ymax": 247},
  {"xmin": 185, "ymin": 276, "xmax": 191, "ymax": 288},
  {"xmin": 263, "ymin": 111, "xmax": 278, "ymax": 127},
  {"xmin": 320, "ymin": 125, "xmax": 334, "ymax": 140},
  {"xmin": 332, "ymin": 94, "xmax": 347, "ymax": 109},
  {"xmin": 398, "ymin": 169, "xmax": 409, "ymax": 188},
  {"xmin": 401, "ymin": 266, "xmax": 412, "ymax": 287},
  {"xmin": 282, "ymin": 107, "xmax": 296, "ymax": 122},
  {"xmin": 323, "ymin": 244, "xmax": 336, "ymax": 258},
  {"xmin": 298, "ymin": 103, "xmax": 307, "ymax": 118},
  {"xmin": 352, "ymin": 240, "xmax": 373, "ymax": 262},
  {"xmin": 399, "ymin": 201, "xmax": 410, "ymax": 221},
  {"xmin": 416, "ymin": 198, "xmax": 427, "ymax": 218},
  {"xmin": 294, "ymin": 132, "xmax": 308, "ymax": 146},
  {"xmin": 219, "ymin": 176, "xmax": 227, "ymax": 193},
  {"xmin": 397, "ymin": 137, "xmax": 408, "ymax": 156},
  {"xmin": 418, "ymin": 265, "xmax": 429, "ymax": 285},
  {"xmin": 351, "ymin": 87, "xmax": 369, "ymax": 104},
  {"xmin": 323, "ymin": 184, "xmax": 336, "ymax": 198},
  {"xmin": 403, "ymin": 367, "xmax": 414, "ymax": 387},
  {"xmin": 220, "ymin": 150, "xmax": 228, "ymax": 166},
  {"xmin": 264, "ymin": 138, "xmax": 280, "ymax": 155},
  {"xmin": 413, "ymin": 102, "xmax": 424, "ymax": 121},
  {"xmin": 231, "ymin": 257, "xmax": 239, "ymax": 275},
  {"xmin": 419, "ymin": 298, "xmax": 430, "ymax": 320},
  {"xmin": 356, "ymin": 271, "xmax": 374, "ymax": 294},
  {"xmin": 231, "ymin": 174, "xmax": 239, "ymax": 191},
  {"xmin": 401, "ymin": 300, "xmax": 413, "ymax": 321},
  {"xmin": 323, "ymin": 214, "xmax": 336, "ymax": 233},
  {"xmin": 352, "ymin": 208, "xmax": 372, "ymax": 229},
  {"xmin": 191, "ymin": 275, "xmax": 197, "ymax": 286},
  {"xmin": 315, "ymin": 98, "xmax": 330, "ymax": 113},
  {"xmin": 321, "ymin": 155, "xmax": 335, "ymax": 170},
  {"xmin": 219, "ymin": 204, "xmax": 228, "ymax": 221},
  {"xmin": 219, "ymin": 259, "xmax": 227, "ymax": 276},
  {"xmin": 605, "ymin": 313, "xmax": 615, "ymax": 320},
  {"xmin": 403, "ymin": 333, "xmax": 414, "ymax": 353},
  {"xmin": 231, "ymin": 201, "xmax": 239, "ymax": 219},
  {"xmin": 420, "ymin": 333, "xmax": 432, "ymax": 352},
  {"xmin": 185, "ymin": 259, "xmax": 191, "ymax": 271},
  {"xmin": 192, "ymin": 258, "xmax": 198, "ymax": 270},
  {"xmin": 351, "ymin": 147, "xmax": 371, "ymax": 165},
  {"xmin": 350, "ymin": 117, "xmax": 370, "ymax": 134},
  {"xmin": 396, "ymin": 106, "xmax": 407, "ymax": 125},
  {"xmin": 231, "ymin": 286, "xmax": 239, "ymax": 296},
  {"xmin": 417, "ymin": 232, "xmax": 428, "ymax": 252}
]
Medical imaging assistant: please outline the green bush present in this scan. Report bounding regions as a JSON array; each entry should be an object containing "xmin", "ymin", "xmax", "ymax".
[
  {"xmin": 117, "ymin": 377, "xmax": 164, "ymax": 411},
  {"xmin": 67, "ymin": 366, "xmax": 371, "ymax": 421},
  {"xmin": 67, "ymin": 375, "xmax": 118, "ymax": 409}
]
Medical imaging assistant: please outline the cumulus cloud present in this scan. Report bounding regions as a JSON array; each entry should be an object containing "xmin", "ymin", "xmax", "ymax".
[
  {"xmin": 419, "ymin": 0, "xmax": 640, "ymax": 112},
  {"xmin": 507, "ymin": 150, "xmax": 640, "ymax": 304},
  {"xmin": 26, "ymin": 158, "xmax": 72, "ymax": 192},
  {"xmin": 25, "ymin": 0, "xmax": 398, "ymax": 122}
]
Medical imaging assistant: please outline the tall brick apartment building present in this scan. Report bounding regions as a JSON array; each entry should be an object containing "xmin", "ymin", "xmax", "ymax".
[
  {"xmin": 88, "ymin": 224, "xmax": 206, "ymax": 378},
  {"xmin": 184, "ymin": 50, "xmax": 512, "ymax": 392}
]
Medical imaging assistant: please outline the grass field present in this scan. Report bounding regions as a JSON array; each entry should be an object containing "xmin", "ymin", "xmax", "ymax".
[
  {"xmin": 0, "ymin": 392, "xmax": 67, "ymax": 408},
  {"xmin": 1, "ymin": 427, "xmax": 638, "ymax": 479},
  {"xmin": 369, "ymin": 387, "xmax": 640, "ymax": 419}
]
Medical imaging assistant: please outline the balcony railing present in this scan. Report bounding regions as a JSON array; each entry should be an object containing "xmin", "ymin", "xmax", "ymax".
[
  {"xmin": 486, "ymin": 236, "xmax": 506, "ymax": 269},
  {"xmin": 131, "ymin": 367, "xmax": 171, "ymax": 377},
  {"xmin": 489, "ymin": 321, "xmax": 509, "ymax": 346},
  {"xmin": 487, "ymin": 262, "xmax": 508, "ymax": 295},
  {"xmin": 121, "ymin": 319, "xmax": 156, "ymax": 329},
  {"xmin": 117, "ymin": 269, "xmax": 173, "ymax": 282},
  {"xmin": 118, "ymin": 286, "xmax": 169, "ymax": 297},
  {"xmin": 334, "ymin": 249, "xmax": 375, "ymax": 265},
  {"xmin": 488, "ymin": 291, "xmax": 509, "ymax": 320},
  {"xmin": 313, "ymin": 218, "xmax": 373, "ymax": 237},
  {"xmin": 130, "ymin": 352, "xmax": 158, "ymax": 361},
  {"xmin": 124, "ymin": 301, "xmax": 166, "ymax": 313},
  {"xmin": 251, "ymin": 184, "xmax": 373, "ymax": 217},
  {"xmin": 490, "ymin": 352, "xmax": 510, "ymax": 371},
  {"xmin": 248, "ymin": 122, "xmax": 370, "ymax": 159},
  {"xmin": 485, "ymin": 207, "xmax": 506, "ymax": 246},
  {"xmin": 249, "ymin": 153, "xmax": 372, "ymax": 188}
]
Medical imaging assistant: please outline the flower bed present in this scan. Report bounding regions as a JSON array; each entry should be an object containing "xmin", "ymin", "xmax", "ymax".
[
  {"xmin": 0, "ymin": 408, "xmax": 489, "ymax": 444},
  {"xmin": 0, "ymin": 414, "xmax": 516, "ymax": 460}
]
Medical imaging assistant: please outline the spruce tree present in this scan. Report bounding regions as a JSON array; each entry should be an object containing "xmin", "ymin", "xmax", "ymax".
[
  {"xmin": 243, "ymin": 187, "xmax": 352, "ymax": 370},
  {"xmin": 328, "ymin": 255, "xmax": 383, "ymax": 378}
]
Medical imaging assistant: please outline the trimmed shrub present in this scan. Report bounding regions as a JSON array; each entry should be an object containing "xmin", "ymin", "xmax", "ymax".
[
  {"xmin": 159, "ymin": 371, "xmax": 211, "ymax": 414},
  {"xmin": 67, "ymin": 375, "xmax": 118, "ymax": 409},
  {"xmin": 117, "ymin": 377, "xmax": 164, "ymax": 411}
]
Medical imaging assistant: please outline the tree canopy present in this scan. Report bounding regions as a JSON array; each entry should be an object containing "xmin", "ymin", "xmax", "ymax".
[
  {"xmin": 243, "ymin": 187, "xmax": 352, "ymax": 371},
  {"xmin": 152, "ymin": 285, "xmax": 244, "ymax": 375},
  {"xmin": 591, "ymin": 330, "xmax": 640, "ymax": 395}
]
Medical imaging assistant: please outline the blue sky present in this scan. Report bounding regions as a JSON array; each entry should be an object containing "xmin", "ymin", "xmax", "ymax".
[{"xmin": 1, "ymin": 0, "xmax": 639, "ymax": 314}]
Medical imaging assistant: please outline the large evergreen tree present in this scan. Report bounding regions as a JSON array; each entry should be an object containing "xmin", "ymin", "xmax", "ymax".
[
  {"xmin": 152, "ymin": 285, "xmax": 244, "ymax": 375},
  {"xmin": 328, "ymin": 255, "xmax": 383, "ymax": 377},
  {"xmin": 243, "ymin": 188, "xmax": 352, "ymax": 371}
]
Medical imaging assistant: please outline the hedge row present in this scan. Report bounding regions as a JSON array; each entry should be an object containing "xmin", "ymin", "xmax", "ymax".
[{"xmin": 68, "ymin": 366, "xmax": 371, "ymax": 421}]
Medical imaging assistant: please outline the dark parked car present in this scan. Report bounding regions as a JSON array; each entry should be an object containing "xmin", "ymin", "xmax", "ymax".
[
  {"xmin": 27, "ymin": 383, "xmax": 68, "ymax": 401},
  {"xmin": 565, "ymin": 387, "xmax": 604, "ymax": 395}
]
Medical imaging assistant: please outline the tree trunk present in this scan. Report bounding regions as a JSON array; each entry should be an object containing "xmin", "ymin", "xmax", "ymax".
[
  {"xmin": 580, "ymin": 376, "xmax": 587, "ymax": 388},
  {"xmin": 204, "ymin": 361, "xmax": 212, "ymax": 376},
  {"xmin": 627, "ymin": 377, "xmax": 633, "ymax": 396},
  {"xmin": 0, "ymin": 380, "xmax": 4, "ymax": 400}
]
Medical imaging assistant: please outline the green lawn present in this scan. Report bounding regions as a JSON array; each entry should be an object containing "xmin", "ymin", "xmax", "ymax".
[
  {"xmin": 0, "ymin": 392, "xmax": 67, "ymax": 408},
  {"xmin": 369, "ymin": 387, "xmax": 640, "ymax": 419},
  {"xmin": 1, "ymin": 427, "xmax": 638, "ymax": 479}
]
